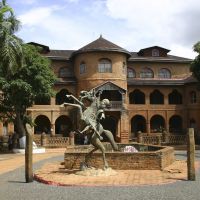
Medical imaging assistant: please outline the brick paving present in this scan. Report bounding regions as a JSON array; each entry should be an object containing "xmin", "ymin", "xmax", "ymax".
[
  {"xmin": 34, "ymin": 160, "xmax": 200, "ymax": 186},
  {"xmin": 0, "ymin": 148, "xmax": 199, "ymax": 187},
  {"xmin": 0, "ymin": 148, "xmax": 65, "ymax": 175}
]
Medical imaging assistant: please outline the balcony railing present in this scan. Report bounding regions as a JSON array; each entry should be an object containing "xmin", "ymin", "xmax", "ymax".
[{"xmin": 108, "ymin": 101, "xmax": 123, "ymax": 110}]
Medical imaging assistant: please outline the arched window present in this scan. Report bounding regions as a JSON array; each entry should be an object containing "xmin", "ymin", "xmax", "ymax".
[
  {"xmin": 98, "ymin": 58, "xmax": 112, "ymax": 73},
  {"xmin": 158, "ymin": 68, "xmax": 171, "ymax": 79},
  {"xmin": 80, "ymin": 62, "xmax": 86, "ymax": 74},
  {"xmin": 129, "ymin": 89, "xmax": 145, "ymax": 104},
  {"xmin": 150, "ymin": 90, "xmax": 164, "ymax": 104},
  {"xmin": 190, "ymin": 91, "xmax": 197, "ymax": 104},
  {"xmin": 152, "ymin": 49, "xmax": 159, "ymax": 57},
  {"xmin": 127, "ymin": 68, "xmax": 136, "ymax": 78},
  {"xmin": 59, "ymin": 67, "xmax": 72, "ymax": 78},
  {"xmin": 168, "ymin": 90, "xmax": 182, "ymax": 104},
  {"xmin": 140, "ymin": 68, "xmax": 154, "ymax": 78}
]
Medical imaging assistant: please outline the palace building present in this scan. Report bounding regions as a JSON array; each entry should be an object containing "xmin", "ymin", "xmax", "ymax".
[{"xmin": 1, "ymin": 36, "xmax": 200, "ymax": 144}]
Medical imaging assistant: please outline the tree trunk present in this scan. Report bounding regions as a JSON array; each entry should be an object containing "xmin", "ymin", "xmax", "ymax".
[{"xmin": 16, "ymin": 111, "xmax": 26, "ymax": 138}]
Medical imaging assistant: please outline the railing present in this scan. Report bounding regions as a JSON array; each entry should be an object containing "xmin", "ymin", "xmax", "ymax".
[
  {"xmin": 33, "ymin": 134, "xmax": 72, "ymax": 148},
  {"xmin": 136, "ymin": 132, "xmax": 187, "ymax": 145},
  {"xmin": 168, "ymin": 135, "xmax": 187, "ymax": 145},
  {"xmin": 46, "ymin": 137, "xmax": 69, "ymax": 147},
  {"xmin": 142, "ymin": 135, "xmax": 161, "ymax": 145},
  {"xmin": 109, "ymin": 101, "xmax": 123, "ymax": 109}
]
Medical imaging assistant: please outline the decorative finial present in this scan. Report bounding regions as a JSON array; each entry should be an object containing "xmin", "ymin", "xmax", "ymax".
[{"xmin": 100, "ymin": 34, "xmax": 102, "ymax": 38}]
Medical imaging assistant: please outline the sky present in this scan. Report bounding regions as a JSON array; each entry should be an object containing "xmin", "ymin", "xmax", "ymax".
[{"xmin": 9, "ymin": 0, "xmax": 200, "ymax": 58}]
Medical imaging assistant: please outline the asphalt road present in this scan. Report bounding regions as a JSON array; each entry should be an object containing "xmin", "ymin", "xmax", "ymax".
[{"xmin": 0, "ymin": 151, "xmax": 200, "ymax": 200}]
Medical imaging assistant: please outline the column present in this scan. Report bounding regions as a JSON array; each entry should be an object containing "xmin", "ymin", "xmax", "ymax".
[
  {"xmin": 146, "ymin": 110, "xmax": 150, "ymax": 135},
  {"xmin": 51, "ymin": 124, "xmax": 55, "ymax": 136},
  {"xmin": 8, "ymin": 123, "xmax": 14, "ymax": 135},
  {"xmin": 120, "ymin": 110, "xmax": 129, "ymax": 143},
  {"xmin": 50, "ymin": 97, "xmax": 56, "ymax": 105},
  {"xmin": 165, "ymin": 110, "xmax": 169, "ymax": 133},
  {"xmin": 0, "ymin": 122, "xmax": 3, "ymax": 136}
]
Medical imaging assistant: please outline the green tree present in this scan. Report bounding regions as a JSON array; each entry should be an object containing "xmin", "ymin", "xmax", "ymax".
[
  {"xmin": 0, "ymin": 44, "xmax": 56, "ymax": 137},
  {"xmin": 191, "ymin": 42, "xmax": 200, "ymax": 85},
  {"xmin": 0, "ymin": 0, "xmax": 23, "ymax": 77}
]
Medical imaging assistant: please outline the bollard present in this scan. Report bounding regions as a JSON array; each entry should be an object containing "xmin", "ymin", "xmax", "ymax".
[
  {"xmin": 187, "ymin": 128, "xmax": 196, "ymax": 181},
  {"xmin": 25, "ymin": 124, "xmax": 33, "ymax": 183}
]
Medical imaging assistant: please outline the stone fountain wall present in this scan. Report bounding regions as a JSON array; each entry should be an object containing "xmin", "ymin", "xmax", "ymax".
[{"xmin": 64, "ymin": 143, "xmax": 175, "ymax": 170}]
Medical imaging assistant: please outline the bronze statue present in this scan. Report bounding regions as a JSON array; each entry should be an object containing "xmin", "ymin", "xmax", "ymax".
[{"xmin": 63, "ymin": 90, "xmax": 118, "ymax": 169}]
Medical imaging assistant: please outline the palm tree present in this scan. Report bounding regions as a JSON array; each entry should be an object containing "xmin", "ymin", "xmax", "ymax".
[{"xmin": 0, "ymin": 0, "xmax": 23, "ymax": 78}]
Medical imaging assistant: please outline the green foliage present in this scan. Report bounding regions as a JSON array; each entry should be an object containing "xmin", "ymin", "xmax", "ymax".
[
  {"xmin": 191, "ymin": 42, "xmax": 200, "ymax": 85},
  {"xmin": 0, "ymin": 0, "xmax": 23, "ymax": 76},
  {"xmin": 0, "ymin": 0, "xmax": 56, "ymax": 137},
  {"xmin": 0, "ymin": 44, "xmax": 56, "ymax": 122}
]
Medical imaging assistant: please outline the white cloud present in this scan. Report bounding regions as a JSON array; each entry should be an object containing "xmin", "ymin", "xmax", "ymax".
[
  {"xmin": 17, "ymin": 5, "xmax": 95, "ymax": 50},
  {"xmin": 15, "ymin": 0, "xmax": 199, "ymax": 58},
  {"xmin": 14, "ymin": 0, "xmax": 38, "ymax": 5},
  {"xmin": 105, "ymin": 0, "xmax": 200, "ymax": 58},
  {"xmin": 18, "ymin": 6, "xmax": 62, "ymax": 26},
  {"xmin": 65, "ymin": 0, "xmax": 79, "ymax": 3}
]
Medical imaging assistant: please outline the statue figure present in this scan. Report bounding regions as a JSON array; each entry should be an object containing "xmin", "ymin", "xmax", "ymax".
[{"xmin": 62, "ymin": 90, "xmax": 118, "ymax": 169}]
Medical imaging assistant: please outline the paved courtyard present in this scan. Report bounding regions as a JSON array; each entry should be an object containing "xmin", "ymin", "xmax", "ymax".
[{"xmin": 0, "ymin": 149, "xmax": 200, "ymax": 200}]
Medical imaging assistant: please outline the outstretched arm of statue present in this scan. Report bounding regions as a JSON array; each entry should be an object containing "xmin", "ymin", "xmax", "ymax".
[{"xmin": 66, "ymin": 94, "xmax": 84, "ymax": 107}]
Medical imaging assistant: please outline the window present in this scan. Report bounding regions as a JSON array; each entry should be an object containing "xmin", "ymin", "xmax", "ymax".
[
  {"xmin": 59, "ymin": 67, "xmax": 73, "ymax": 78},
  {"xmin": 80, "ymin": 62, "xmax": 86, "ymax": 74},
  {"xmin": 140, "ymin": 68, "xmax": 154, "ymax": 78},
  {"xmin": 190, "ymin": 91, "xmax": 197, "ymax": 104},
  {"xmin": 129, "ymin": 89, "xmax": 145, "ymax": 104},
  {"xmin": 127, "ymin": 68, "xmax": 136, "ymax": 78},
  {"xmin": 168, "ymin": 90, "xmax": 182, "ymax": 104},
  {"xmin": 123, "ymin": 62, "xmax": 126, "ymax": 74},
  {"xmin": 158, "ymin": 68, "xmax": 171, "ymax": 79},
  {"xmin": 98, "ymin": 58, "xmax": 112, "ymax": 73},
  {"xmin": 152, "ymin": 49, "xmax": 159, "ymax": 57},
  {"xmin": 150, "ymin": 90, "xmax": 164, "ymax": 104}
]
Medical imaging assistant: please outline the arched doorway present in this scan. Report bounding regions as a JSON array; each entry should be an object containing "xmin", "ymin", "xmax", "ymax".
[
  {"xmin": 56, "ymin": 89, "xmax": 73, "ymax": 105},
  {"xmin": 131, "ymin": 115, "xmax": 146, "ymax": 136},
  {"xmin": 55, "ymin": 115, "xmax": 72, "ymax": 137},
  {"xmin": 169, "ymin": 115, "xmax": 183, "ymax": 134},
  {"xmin": 34, "ymin": 115, "xmax": 51, "ymax": 134},
  {"xmin": 150, "ymin": 115, "xmax": 165, "ymax": 133},
  {"xmin": 100, "ymin": 115, "xmax": 118, "ymax": 140}
]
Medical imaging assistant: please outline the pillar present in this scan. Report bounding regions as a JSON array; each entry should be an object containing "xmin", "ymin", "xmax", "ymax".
[
  {"xmin": 8, "ymin": 123, "xmax": 14, "ymax": 135},
  {"xmin": 146, "ymin": 110, "xmax": 150, "ymax": 135},
  {"xmin": 51, "ymin": 97, "xmax": 56, "ymax": 105},
  {"xmin": 50, "ymin": 124, "xmax": 55, "ymax": 136},
  {"xmin": 0, "ymin": 122, "xmax": 3, "ymax": 136},
  {"xmin": 25, "ymin": 124, "xmax": 33, "ymax": 183},
  {"xmin": 120, "ymin": 110, "xmax": 129, "ymax": 143},
  {"xmin": 41, "ymin": 132, "xmax": 47, "ymax": 146},
  {"xmin": 187, "ymin": 128, "xmax": 196, "ymax": 181}
]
